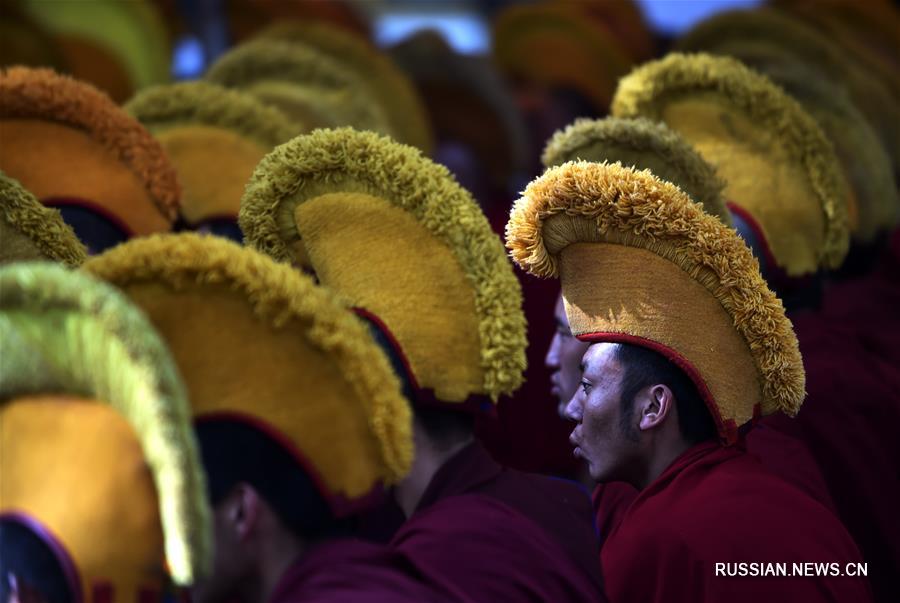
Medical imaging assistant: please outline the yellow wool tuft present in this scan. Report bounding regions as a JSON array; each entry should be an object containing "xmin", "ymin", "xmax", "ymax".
[
  {"xmin": 125, "ymin": 81, "xmax": 299, "ymax": 148},
  {"xmin": 0, "ymin": 66, "xmax": 180, "ymax": 222},
  {"xmin": 507, "ymin": 161, "xmax": 805, "ymax": 418},
  {"xmin": 1, "ymin": 172, "xmax": 87, "ymax": 266},
  {"xmin": 240, "ymin": 128, "xmax": 527, "ymax": 400},
  {"xmin": 611, "ymin": 52, "xmax": 849, "ymax": 270},
  {"xmin": 204, "ymin": 39, "xmax": 390, "ymax": 136},
  {"xmin": 0, "ymin": 263, "xmax": 210, "ymax": 584},
  {"xmin": 83, "ymin": 233, "xmax": 413, "ymax": 484},
  {"xmin": 542, "ymin": 117, "xmax": 731, "ymax": 226}
]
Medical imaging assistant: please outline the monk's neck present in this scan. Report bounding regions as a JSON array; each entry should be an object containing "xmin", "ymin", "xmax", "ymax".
[
  {"xmin": 395, "ymin": 430, "xmax": 474, "ymax": 517},
  {"xmin": 636, "ymin": 439, "xmax": 695, "ymax": 490}
]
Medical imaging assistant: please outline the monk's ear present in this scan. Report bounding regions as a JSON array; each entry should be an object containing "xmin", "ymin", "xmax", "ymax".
[
  {"xmin": 638, "ymin": 384, "xmax": 674, "ymax": 432},
  {"xmin": 223, "ymin": 482, "xmax": 262, "ymax": 541}
]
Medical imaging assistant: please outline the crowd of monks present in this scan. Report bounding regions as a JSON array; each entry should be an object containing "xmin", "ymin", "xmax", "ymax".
[{"xmin": 1, "ymin": 0, "xmax": 898, "ymax": 602}]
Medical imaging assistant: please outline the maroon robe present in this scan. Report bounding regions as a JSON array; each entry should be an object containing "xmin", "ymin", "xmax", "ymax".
[
  {"xmin": 591, "ymin": 481, "xmax": 638, "ymax": 547},
  {"xmin": 269, "ymin": 539, "xmax": 468, "ymax": 603},
  {"xmin": 390, "ymin": 441, "xmax": 607, "ymax": 602},
  {"xmin": 601, "ymin": 440, "xmax": 872, "ymax": 603}
]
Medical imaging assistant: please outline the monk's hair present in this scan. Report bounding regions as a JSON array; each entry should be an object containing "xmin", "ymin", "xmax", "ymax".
[
  {"xmin": 0, "ymin": 518, "xmax": 73, "ymax": 603},
  {"xmin": 613, "ymin": 343, "xmax": 717, "ymax": 444},
  {"xmin": 414, "ymin": 405, "xmax": 475, "ymax": 452},
  {"xmin": 195, "ymin": 419, "xmax": 350, "ymax": 543}
]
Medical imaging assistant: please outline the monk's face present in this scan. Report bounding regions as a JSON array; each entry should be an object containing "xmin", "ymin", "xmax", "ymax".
[
  {"xmin": 565, "ymin": 343, "xmax": 640, "ymax": 482},
  {"xmin": 546, "ymin": 295, "xmax": 590, "ymax": 419}
]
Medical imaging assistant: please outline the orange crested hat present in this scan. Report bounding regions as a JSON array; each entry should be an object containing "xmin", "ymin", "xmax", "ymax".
[
  {"xmin": 0, "ymin": 67, "xmax": 180, "ymax": 252},
  {"xmin": 611, "ymin": 53, "xmax": 849, "ymax": 277},
  {"xmin": 0, "ymin": 262, "xmax": 211, "ymax": 599},
  {"xmin": 240, "ymin": 128, "xmax": 527, "ymax": 408},
  {"xmin": 507, "ymin": 161, "xmax": 805, "ymax": 444},
  {"xmin": 83, "ymin": 233, "xmax": 413, "ymax": 515}
]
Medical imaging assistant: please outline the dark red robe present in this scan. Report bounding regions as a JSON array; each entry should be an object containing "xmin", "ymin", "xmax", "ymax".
[
  {"xmin": 601, "ymin": 440, "xmax": 872, "ymax": 603},
  {"xmin": 390, "ymin": 441, "xmax": 607, "ymax": 602},
  {"xmin": 591, "ymin": 481, "xmax": 638, "ymax": 547},
  {"xmin": 269, "ymin": 539, "xmax": 468, "ymax": 603}
]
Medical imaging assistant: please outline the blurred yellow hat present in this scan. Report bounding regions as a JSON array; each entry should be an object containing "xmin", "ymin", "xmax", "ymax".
[
  {"xmin": 557, "ymin": 0, "xmax": 655, "ymax": 62},
  {"xmin": 260, "ymin": 21, "xmax": 433, "ymax": 153},
  {"xmin": 1, "ymin": 172, "xmax": 86, "ymax": 266},
  {"xmin": 0, "ymin": 67, "xmax": 180, "ymax": 251},
  {"xmin": 676, "ymin": 8, "xmax": 900, "ymax": 176},
  {"xmin": 612, "ymin": 53, "xmax": 849, "ymax": 277},
  {"xmin": 125, "ymin": 81, "xmax": 297, "ymax": 234},
  {"xmin": 18, "ymin": 0, "xmax": 170, "ymax": 103},
  {"xmin": 205, "ymin": 38, "xmax": 391, "ymax": 136},
  {"xmin": 0, "ymin": 262, "xmax": 210, "ymax": 597},
  {"xmin": 84, "ymin": 233, "xmax": 413, "ymax": 513},
  {"xmin": 699, "ymin": 41, "xmax": 898, "ymax": 243},
  {"xmin": 543, "ymin": 116, "xmax": 732, "ymax": 226},
  {"xmin": 240, "ymin": 128, "xmax": 527, "ymax": 406},
  {"xmin": 493, "ymin": 1, "xmax": 633, "ymax": 113},
  {"xmin": 507, "ymin": 161, "xmax": 805, "ymax": 443}
]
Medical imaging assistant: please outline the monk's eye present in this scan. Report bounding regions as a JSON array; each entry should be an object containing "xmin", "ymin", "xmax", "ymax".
[{"xmin": 580, "ymin": 381, "xmax": 592, "ymax": 395}]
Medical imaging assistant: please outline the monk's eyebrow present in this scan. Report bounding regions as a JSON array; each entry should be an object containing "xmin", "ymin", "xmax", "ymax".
[{"xmin": 580, "ymin": 361, "xmax": 586, "ymax": 374}]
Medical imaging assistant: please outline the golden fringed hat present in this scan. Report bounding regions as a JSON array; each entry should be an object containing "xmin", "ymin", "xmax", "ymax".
[
  {"xmin": 506, "ymin": 161, "xmax": 805, "ymax": 444},
  {"xmin": 1, "ymin": 173, "xmax": 86, "ymax": 266},
  {"xmin": 611, "ymin": 53, "xmax": 849, "ymax": 277},
  {"xmin": 0, "ymin": 67, "xmax": 180, "ymax": 250},
  {"xmin": 260, "ymin": 21, "xmax": 433, "ymax": 153},
  {"xmin": 542, "ymin": 117, "xmax": 732, "ymax": 226},
  {"xmin": 0, "ymin": 262, "xmax": 211, "ymax": 595},
  {"xmin": 701, "ymin": 41, "xmax": 899, "ymax": 243},
  {"xmin": 205, "ymin": 38, "xmax": 391, "ymax": 136},
  {"xmin": 675, "ymin": 8, "xmax": 900, "ymax": 174},
  {"xmin": 240, "ymin": 128, "xmax": 527, "ymax": 406},
  {"xmin": 493, "ymin": 1, "xmax": 634, "ymax": 112},
  {"xmin": 17, "ymin": 0, "xmax": 170, "ymax": 103},
  {"xmin": 125, "ymin": 81, "xmax": 297, "ymax": 234},
  {"xmin": 83, "ymin": 233, "xmax": 413, "ymax": 515}
]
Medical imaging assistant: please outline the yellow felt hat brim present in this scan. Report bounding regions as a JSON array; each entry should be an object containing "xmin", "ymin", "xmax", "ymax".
[
  {"xmin": 688, "ymin": 40, "xmax": 898, "ymax": 243},
  {"xmin": 0, "ymin": 262, "xmax": 209, "ymax": 585},
  {"xmin": 1, "ymin": 396, "xmax": 166, "ymax": 597},
  {"xmin": 0, "ymin": 67, "xmax": 180, "ymax": 233},
  {"xmin": 507, "ymin": 161, "xmax": 805, "ymax": 440},
  {"xmin": 542, "ymin": 117, "xmax": 732, "ymax": 226},
  {"xmin": 1, "ymin": 173, "xmax": 87, "ymax": 266},
  {"xmin": 611, "ymin": 53, "xmax": 849, "ymax": 276},
  {"xmin": 675, "ymin": 8, "xmax": 900, "ymax": 174},
  {"xmin": 83, "ymin": 233, "xmax": 413, "ymax": 506},
  {"xmin": 240, "ymin": 128, "xmax": 527, "ymax": 403}
]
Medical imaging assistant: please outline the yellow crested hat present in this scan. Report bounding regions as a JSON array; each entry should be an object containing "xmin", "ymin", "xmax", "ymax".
[
  {"xmin": 260, "ymin": 21, "xmax": 433, "ymax": 153},
  {"xmin": 0, "ymin": 2, "xmax": 66, "ymax": 71},
  {"xmin": 18, "ymin": 0, "xmax": 170, "ymax": 102},
  {"xmin": 205, "ymin": 38, "xmax": 391, "ymax": 136},
  {"xmin": 1, "ymin": 172, "xmax": 86, "ymax": 266},
  {"xmin": 696, "ymin": 41, "xmax": 898, "ymax": 243},
  {"xmin": 493, "ymin": 1, "xmax": 634, "ymax": 112},
  {"xmin": 240, "ymin": 128, "xmax": 527, "ymax": 406},
  {"xmin": 611, "ymin": 53, "xmax": 849, "ymax": 277},
  {"xmin": 0, "ymin": 67, "xmax": 180, "ymax": 250},
  {"xmin": 83, "ymin": 233, "xmax": 412, "ymax": 514},
  {"xmin": 0, "ymin": 262, "xmax": 210, "ymax": 596},
  {"xmin": 507, "ymin": 161, "xmax": 805, "ymax": 443},
  {"xmin": 675, "ymin": 8, "xmax": 900, "ymax": 175},
  {"xmin": 542, "ymin": 117, "xmax": 732, "ymax": 226},
  {"xmin": 125, "ymin": 81, "xmax": 297, "ymax": 233}
]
